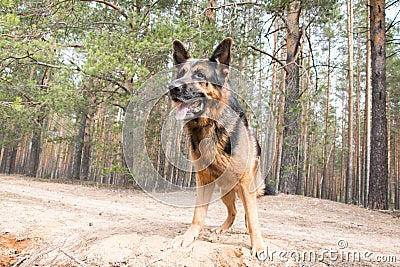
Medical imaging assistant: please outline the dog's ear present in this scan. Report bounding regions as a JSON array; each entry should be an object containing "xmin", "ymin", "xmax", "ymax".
[
  {"xmin": 210, "ymin": 38, "xmax": 233, "ymax": 66},
  {"xmin": 173, "ymin": 40, "xmax": 191, "ymax": 65}
]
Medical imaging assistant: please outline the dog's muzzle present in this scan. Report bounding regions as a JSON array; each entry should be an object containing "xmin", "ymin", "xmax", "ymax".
[
  {"xmin": 168, "ymin": 82, "xmax": 206, "ymax": 120},
  {"xmin": 168, "ymin": 82, "xmax": 186, "ymax": 103},
  {"xmin": 174, "ymin": 98, "xmax": 204, "ymax": 120}
]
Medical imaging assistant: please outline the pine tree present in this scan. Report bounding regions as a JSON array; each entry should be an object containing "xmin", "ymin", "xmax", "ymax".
[{"xmin": 368, "ymin": 0, "xmax": 388, "ymax": 210}]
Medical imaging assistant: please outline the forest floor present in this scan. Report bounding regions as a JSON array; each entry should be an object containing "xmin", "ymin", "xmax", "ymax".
[{"xmin": 0, "ymin": 174, "xmax": 399, "ymax": 267}]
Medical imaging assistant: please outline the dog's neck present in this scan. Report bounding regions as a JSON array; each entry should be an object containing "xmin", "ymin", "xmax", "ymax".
[
  {"xmin": 185, "ymin": 118, "xmax": 218, "ymax": 138},
  {"xmin": 186, "ymin": 115, "xmax": 238, "ymax": 156}
]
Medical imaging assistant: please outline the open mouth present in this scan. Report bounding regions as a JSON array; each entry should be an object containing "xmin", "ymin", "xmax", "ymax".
[{"xmin": 175, "ymin": 98, "xmax": 205, "ymax": 120}]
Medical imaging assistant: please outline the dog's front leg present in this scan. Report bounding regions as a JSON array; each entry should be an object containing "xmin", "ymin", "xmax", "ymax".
[{"xmin": 172, "ymin": 181, "xmax": 215, "ymax": 247}]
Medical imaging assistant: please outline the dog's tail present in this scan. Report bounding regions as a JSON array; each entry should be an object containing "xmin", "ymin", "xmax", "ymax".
[
  {"xmin": 262, "ymin": 173, "xmax": 276, "ymax": 195},
  {"xmin": 256, "ymin": 178, "xmax": 276, "ymax": 197},
  {"xmin": 263, "ymin": 183, "xmax": 276, "ymax": 195}
]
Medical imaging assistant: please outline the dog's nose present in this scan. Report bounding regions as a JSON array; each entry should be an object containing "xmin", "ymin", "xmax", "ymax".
[{"xmin": 168, "ymin": 82, "xmax": 187, "ymax": 95}]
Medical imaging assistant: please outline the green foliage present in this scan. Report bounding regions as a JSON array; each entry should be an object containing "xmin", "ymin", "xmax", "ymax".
[
  {"xmin": 0, "ymin": 0, "xmax": 14, "ymax": 8},
  {"xmin": 3, "ymin": 13, "xmax": 20, "ymax": 26},
  {"xmin": 0, "ymin": 0, "xmax": 398, "ymax": 202}
]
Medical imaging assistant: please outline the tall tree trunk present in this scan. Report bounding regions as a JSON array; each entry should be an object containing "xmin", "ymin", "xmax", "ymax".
[
  {"xmin": 341, "ymin": 98, "xmax": 347, "ymax": 202},
  {"xmin": 81, "ymin": 115, "xmax": 92, "ymax": 180},
  {"xmin": 28, "ymin": 113, "xmax": 46, "ymax": 178},
  {"xmin": 72, "ymin": 112, "xmax": 86, "ymax": 180},
  {"xmin": 395, "ymin": 109, "xmax": 400, "ymax": 210},
  {"xmin": 368, "ymin": 0, "xmax": 388, "ymax": 210},
  {"xmin": 279, "ymin": 0, "xmax": 301, "ymax": 194},
  {"xmin": 321, "ymin": 34, "xmax": 331, "ymax": 199},
  {"xmin": 331, "ymin": 124, "xmax": 338, "ymax": 201},
  {"xmin": 205, "ymin": 0, "xmax": 216, "ymax": 23},
  {"xmin": 0, "ymin": 147, "xmax": 8, "ymax": 173},
  {"xmin": 355, "ymin": 31, "xmax": 362, "ymax": 204},
  {"xmin": 387, "ymin": 91, "xmax": 392, "ymax": 208},
  {"xmin": 275, "ymin": 47, "xmax": 287, "ymax": 192},
  {"xmin": 395, "ymin": 104, "xmax": 400, "ymax": 210},
  {"xmin": 300, "ymin": 34, "xmax": 311, "ymax": 197},
  {"xmin": 28, "ymin": 125, "xmax": 41, "ymax": 177},
  {"xmin": 8, "ymin": 147, "xmax": 17, "ymax": 174},
  {"xmin": 270, "ymin": 17, "xmax": 280, "ymax": 188},
  {"xmin": 346, "ymin": 0, "xmax": 354, "ymax": 204},
  {"xmin": 0, "ymin": 135, "xmax": 3, "ymax": 170},
  {"xmin": 363, "ymin": 0, "xmax": 372, "ymax": 207}
]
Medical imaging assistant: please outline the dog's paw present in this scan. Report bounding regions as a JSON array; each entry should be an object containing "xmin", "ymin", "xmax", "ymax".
[
  {"xmin": 211, "ymin": 226, "xmax": 229, "ymax": 234},
  {"xmin": 171, "ymin": 232, "xmax": 197, "ymax": 248},
  {"xmin": 251, "ymin": 247, "xmax": 268, "ymax": 261}
]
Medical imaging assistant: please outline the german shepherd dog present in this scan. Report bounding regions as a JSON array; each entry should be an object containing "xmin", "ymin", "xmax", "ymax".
[{"xmin": 168, "ymin": 38, "xmax": 273, "ymax": 259}]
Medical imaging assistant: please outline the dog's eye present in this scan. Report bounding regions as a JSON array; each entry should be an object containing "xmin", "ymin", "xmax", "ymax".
[{"xmin": 194, "ymin": 71, "xmax": 206, "ymax": 79}]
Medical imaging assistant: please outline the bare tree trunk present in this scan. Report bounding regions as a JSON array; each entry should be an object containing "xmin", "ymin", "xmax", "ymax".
[
  {"xmin": 355, "ymin": 31, "xmax": 362, "ymax": 204},
  {"xmin": 331, "ymin": 124, "xmax": 338, "ymax": 201},
  {"xmin": 270, "ymin": 17, "xmax": 280, "ymax": 188},
  {"xmin": 72, "ymin": 112, "xmax": 86, "ymax": 180},
  {"xmin": 28, "ymin": 118, "xmax": 44, "ymax": 178},
  {"xmin": 81, "ymin": 115, "xmax": 92, "ymax": 180},
  {"xmin": 341, "ymin": 98, "xmax": 347, "ymax": 202},
  {"xmin": 275, "ymin": 48, "xmax": 287, "ymax": 192},
  {"xmin": 0, "ymin": 136, "xmax": 3, "ymax": 170},
  {"xmin": 8, "ymin": 147, "xmax": 17, "ymax": 174},
  {"xmin": 28, "ymin": 130, "xmax": 40, "ymax": 177},
  {"xmin": 395, "ymin": 105, "xmax": 400, "ymax": 210},
  {"xmin": 387, "ymin": 91, "xmax": 392, "ymax": 208},
  {"xmin": 322, "ymin": 34, "xmax": 331, "ymax": 199},
  {"xmin": 279, "ymin": 0, "xmax": 301, "ymax": 194},
  {"xmin": 205, "ymin": 0, "xmax": 216, "ymax": 23},
  {"xmin": 368, "ymin": 0, "xmax": 388, "ymax": 210},
  {"xmin": 0, "ymin": 147, "xmax": 8, "ymax": 173},
  {"xmin": 346, "ymin": 0, "xmax": 354, "ymax": 204},
  {"xmin": 300, "ymin": 35, "xmax": 310, "ymax": 197},
  {"xmin": 363, "ymin": 0, "xmax": 372, "ymax": 207},
  {"xmin": 395, "ymin": 109, "xmax": 400, "ymax": 209}
]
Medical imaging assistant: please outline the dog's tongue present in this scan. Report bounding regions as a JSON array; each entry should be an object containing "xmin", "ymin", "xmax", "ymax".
[{"xmin": 175, "ymin": 101, "xmax": 191, "ymax": 120}]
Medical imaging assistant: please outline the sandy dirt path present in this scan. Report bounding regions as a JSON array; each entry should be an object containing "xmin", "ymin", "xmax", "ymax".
[{"xmin": 0, "ymin": 174, "xmax": 399, "ymax": 266}]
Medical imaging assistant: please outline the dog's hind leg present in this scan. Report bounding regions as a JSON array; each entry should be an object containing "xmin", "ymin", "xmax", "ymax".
[
  {"xmin": 213, "ymin": 188, "xmax": 237, "ymax": 234},
  {"xmin": 237, "ymin": 179, "xmax": 266, "ymax": 260},
  {"xmin": 172, "ymin": 180, "xmax": 215, "ymax": 248},
  {"xmin": 218, "ymin": 189, "xmax": 237, "ymax": 232}
]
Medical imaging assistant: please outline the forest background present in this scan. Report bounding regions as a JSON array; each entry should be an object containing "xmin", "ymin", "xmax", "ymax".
[{"xmin": 0, "ymin": 0, "xmax": 399, "ymax": 210}]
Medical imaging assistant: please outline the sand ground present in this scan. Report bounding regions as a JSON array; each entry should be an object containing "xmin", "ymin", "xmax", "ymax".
[{"xmin": 1, "ymin": 174, "xmax": 399, "ymax": 266}]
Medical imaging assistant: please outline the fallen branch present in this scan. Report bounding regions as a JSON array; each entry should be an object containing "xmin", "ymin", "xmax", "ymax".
[
  {"xmin": 20, "ymin": 245, "xmax": 60, "ymax": 267},
  {"xmin": 19, "ymin": 243, "xmax": 87, "ymax": 267},
  {"xmin": 60, "ymin": 248, "xmax": 87, "ymax": 266}
]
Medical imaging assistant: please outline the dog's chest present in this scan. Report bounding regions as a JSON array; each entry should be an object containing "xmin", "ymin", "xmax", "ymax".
[{"xmin": 189, "ymin": 127, "xmax": 231, "ymax": 177}]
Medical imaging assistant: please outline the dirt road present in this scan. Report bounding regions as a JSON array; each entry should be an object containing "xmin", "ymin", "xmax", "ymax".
[{"xmin": 0, "ymin": 175, "xmax": 399, "ymax": 266}]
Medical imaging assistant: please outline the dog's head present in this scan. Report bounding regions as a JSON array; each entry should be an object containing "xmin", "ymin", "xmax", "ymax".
[{"xmin": 168, "ymin": 38, "xmax": 233, "ymax": 121}]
